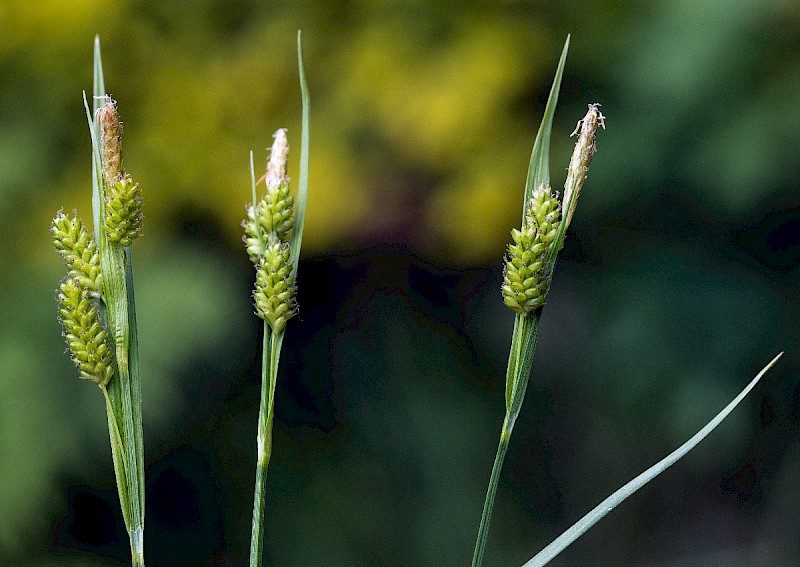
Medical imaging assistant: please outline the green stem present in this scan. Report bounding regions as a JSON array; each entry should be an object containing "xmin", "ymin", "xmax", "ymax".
[
  {"xmin": 249, "ymin": 327, "xmax": 283, "ymax": 567},
  {"xmin": 100, "ymin": 385, "xmax": 131, "ymax": 531},
  {"xmin": 472, "ymin": 417, "xmax": 513, "ymax": 567},
  {"xmin": 101, "ymin": 384, "xmax": 144, "ymax": 565},
  {"xmin": 98, "ymin": 190, "xmax": 145, "ymax": 566},
  {"xmin": 129, "ymin": 524, "xmax": 144, "ymax": 567},
  {"xmin": 124, "ymin": 246, "xmax": 146, "ymax": 544},
  {"xmin": 473, "ymin": 310, "xmax": 542, "ymax": 567},
  {"xmin": 507, "ymin": 314, "xmax": 542, "ymax": 421},
  {"xmin": 87, "ymin": 39, "xmax": 146, "ymax": 566},
  {"xmin": 473, "ymin": 34, "xmax": 567, "ymax": 567}
]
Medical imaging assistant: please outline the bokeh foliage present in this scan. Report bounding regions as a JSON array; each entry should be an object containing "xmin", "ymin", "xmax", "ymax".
[{"xmin": 1, "ymin": 0, "xmax": 799, "ymax": 565}]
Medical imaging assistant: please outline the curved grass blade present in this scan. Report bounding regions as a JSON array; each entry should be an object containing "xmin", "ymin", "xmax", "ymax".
[
  {"xmin": 93, "ymin": 36, "xmax": 106, "ymax": 104},
  {"xmin": 522, "ymin": 35, "xmax": 570, "ymax": 214},
  {"xmin": 289, "ymin": 29, "xmax": 310, "ymax": 274},
  {"xmin": 522, "ymin": 352, "xmax": 783, "ymax": 567}
]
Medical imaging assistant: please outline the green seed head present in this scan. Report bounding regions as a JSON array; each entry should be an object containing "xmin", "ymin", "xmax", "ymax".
[
  {"xmin": 253, "ymin": 235, "xmax": 297, "ymax": 333},
  {"xmin": 104, "ymin": 175, "xmax": 143, "ymax": 247},
  {"xmin": 57, "ymin": 277, "xmax": 114, "ymax": 386},
  {"xmin": 502, "ymin": 183, "xmax": 561, "ymax": 314},
  {"xmin": 242, "ymin": 128, "xmax": 295, "ymax": 264},
  {"xmin": 51, "ymin": 211, "xmax": 102, "ymax": 293},
  {"xmin": 258, "ymin": 183, "xmax": 295, "ymax": 242},
  {"xmin": 243, "ymin": 204, "xmax": 264, "ymax": 264},
  {"xmin": 241, "ymin": 182, "xmax": 295, "ymax": 265}
]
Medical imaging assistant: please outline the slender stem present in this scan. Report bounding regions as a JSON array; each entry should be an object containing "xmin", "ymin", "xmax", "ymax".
[
  {"xmin": 249, "ymin": 327, "xmax": 282, "ymax": 567},
  {"xmin": 472, "ymin": 417, "xmax": 514, "ymax": 567},
  {"xmin": 473, "ymin": 35, "xmax": 567, "ymax": 567},
  {"xmin": 129, "ymin": 524, "xmax": 144, "ymax": 567},
  {"xmin": 89, "ymin": 40, "xmax": 146, "ymax": 566},
  {"xmin": 124, "ymin": 247, "xmax": 146, "ymax": 521},
  {"xmin": 507, "ymin": 314, "xmax": 542, "ymax": 422},
  {"xmin": 103, "ymin": 367, "xmax": 146, "ymax": 567},
  {"xmin": 249, "ymin": 328, "xmax": 271, "ymax": 566},
  {"xmin": 474, "ymin": 310, "xmax": 542, "ymax": 567},
  {"xmin": 100, "ymin": 385, "xmax": 132, "ymax": 530}
]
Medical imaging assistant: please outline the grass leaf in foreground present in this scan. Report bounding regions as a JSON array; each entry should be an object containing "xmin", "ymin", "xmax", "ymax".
[{"xmin": 522, "ymin": 352, "xmax": 783, "ymax": 567}]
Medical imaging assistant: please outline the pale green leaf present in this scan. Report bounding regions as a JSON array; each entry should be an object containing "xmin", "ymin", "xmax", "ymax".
[{"xmin": 522, "ymin": 353, "xmax": 783, "ymax": 567}]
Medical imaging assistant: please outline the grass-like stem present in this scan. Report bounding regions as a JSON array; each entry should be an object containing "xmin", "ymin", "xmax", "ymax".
[
  {"xmin": 247, "ymin": 31, "xmax": 310, "ymax": 565},
  {"xmin": 249, "ymin": 329, "xmax": 283, "ymax": 566},
  {"xmin": 472, "ymin": 313, "xmax": 542, "ymax": 567},
  {"xmin": 471, "ymin": 417, "xmax": 512, "ymax": 567},
  {"xmin": 471, "ymin": 36, "xmax": 568, "ymax": 567},
  {"xmin": 86, "ymin": 37, "xmax": 146, "ymax": 565}
]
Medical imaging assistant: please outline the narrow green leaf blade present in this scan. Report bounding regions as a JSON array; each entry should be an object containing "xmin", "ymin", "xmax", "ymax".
[
  {"xmin": 506, "ymin": 314, "xmax": 542, "ymax": 425},
  {"xmin": 504, "ymin": 315, "xmax": 523, "ymax": 410},
  {"xmin": 102, "ymin": 388, "xmax": 132, "ymax": 530},
  {"xmin": 249, "ymin": 151, "xmax": 258, "ymax": 209},
  {"xmin": 90, "ymin": 36, "xmax": 105, "ymax": 243},
  {"xmin": 93, "ymin": 35, "xmax": 106, "ymax": 109},
  {"xmin": 522, "ymin": 35, "xmax": 570, "ymax": 215},
  {"xmin": 289, "ymin": 30, "xmax": 310, "ymax": 274},
  {"xmin": 522, "ymin": 353, "xmax": 783, "ymax": 567},
  {"xmin": 506, "ymin": 35, "xmax": 570, "ymax": 418},
  {"xmin": 124, "ymin": 249, "xmax": 145, "ymax": 520}
]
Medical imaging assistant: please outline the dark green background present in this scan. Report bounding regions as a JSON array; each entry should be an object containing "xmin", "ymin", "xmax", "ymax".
[{"xmin": 1, "ymin": 1, "xmax": 798, "ymax": 565}]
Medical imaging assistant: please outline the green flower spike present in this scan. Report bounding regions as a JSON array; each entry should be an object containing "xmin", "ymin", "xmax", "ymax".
[
  {"xmin": 259, "ymin": 182, "xmax": 295, "ymax": 241},
  {"xmin": 253, "ymin": 234, "xmax": 297, "ymax": 333},
  {"xmin": 243, "ymin": 129, "xmax": 295, "ymax": 263},
  {"xmin": 58, "ymin": 277, "xmax": 114, "ymax": 386},
  {"xmin": 242, "ymin": 204, "xmax": 265, "ymax": 264},
  {"xmin": 51, "ymin": 211, "xmax": 102, "ymax": 294},
  {"xmin": 243, "ymin": 193, "xmax": 294, "ymax": 262},
  {"xmin": 104, "ymin": 174, "xmax": 143, "ymax": 246},
  {"xmin": 502, "ymin": 183, "xmax": 561, "ymax": 314},
  {"xmin": 247, "ymin": 35, "xmax": 310, "ymax": 567}
]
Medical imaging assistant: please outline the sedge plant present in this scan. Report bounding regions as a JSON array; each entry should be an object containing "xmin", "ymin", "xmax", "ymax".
[
  {"xmin": 243, "ymin": 31, "xmax": 310, "ymax": 567},
  {"xmin": 51, "ymin": 37, "xmax": 146, "ymax": 566},
  {"xmin": 472, "ymin": 36, "xmax": 783, "ymax": 567},
  {"xmin": 471, "ymin": 35, "xmax": 602, "ymax": 567},
  {"xmin": 47, "ymin": 32, "xmax": 783, "ymax": 567}
]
